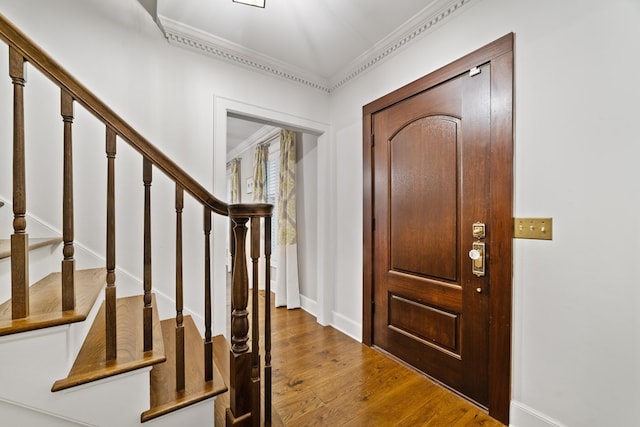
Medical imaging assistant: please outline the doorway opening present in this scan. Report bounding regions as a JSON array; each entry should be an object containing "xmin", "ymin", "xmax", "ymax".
[{"xmin": 212, "ymin": 97, "xmax": 332, "ymax": 336}]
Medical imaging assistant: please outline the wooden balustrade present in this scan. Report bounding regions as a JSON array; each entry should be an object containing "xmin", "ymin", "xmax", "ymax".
[
  {"xmin": 61, "ymin": 89, "xmax": 76, "ymax": 312},
  {"xmin": 105, "ymin": 127, "xmax": 117, "ymax": 361},
  {"xmin": 1, "ymin": 13, "xmax": 273, "ymax": 424},
  {"xmin": 175, "ymin": 185, "xmax": 186, "ymax": 392},
  {"xmin": 264, "ymin": 216, "xmax": 273, "ymax": 426},
  {"xmin": 9, "ymin": 46, "xmax": 29, "ymax": 320},
  {"xmin": 143, "ymin": 158, "xmax": 153, "ymax": 352},
  {"xmin": 250, "ymin": 216, "xmax": 261, "ymax": 427},
  {"xmin": 204, "ymin": 207, "xmax": 213, "ymax": 381}
]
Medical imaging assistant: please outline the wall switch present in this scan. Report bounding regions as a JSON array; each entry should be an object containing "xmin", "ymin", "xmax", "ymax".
[{"xmin": 513, "ymin": 218, "xmax": 553, "ymax": 240}]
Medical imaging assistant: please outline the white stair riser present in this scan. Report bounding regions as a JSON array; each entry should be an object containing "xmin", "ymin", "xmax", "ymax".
[{"xmin": 0, "ymin": 244, "xmax": 62, "ymax": 303}]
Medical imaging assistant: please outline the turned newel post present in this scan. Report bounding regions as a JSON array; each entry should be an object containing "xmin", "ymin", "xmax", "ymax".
[
  {"xmin": 61, "ymin": 89, "xmax": 75, "ymax": 311},
  {"xmin": 227, "ymin": 203, "xmax": 273, "ymax": 426},
  {"xmin": 9, "ymin": 46, "xmax": 29, "ymax": 319},
  {"xmin": 231, "ymin": 215, "xmax": 250, "ymax": 353},
  {"xmin": 227, "ymin": 207, "xmax": 251, "ymax": 426}
]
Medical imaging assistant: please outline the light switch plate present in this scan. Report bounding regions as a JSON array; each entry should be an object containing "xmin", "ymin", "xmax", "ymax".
[{"xmin": 513, "ymin": 218, "xmax": 553, "ymax": 240}]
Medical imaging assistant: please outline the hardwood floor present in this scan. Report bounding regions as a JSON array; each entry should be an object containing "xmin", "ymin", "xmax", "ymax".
[{"xmin": 236, "ymin": 291, "xmax": 505, "ymax": 426}]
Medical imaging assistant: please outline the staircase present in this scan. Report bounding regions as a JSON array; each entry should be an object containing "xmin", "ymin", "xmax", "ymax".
[{"xmin": 0, "ymin": 14, "xmax": 273, "ymax": 427}]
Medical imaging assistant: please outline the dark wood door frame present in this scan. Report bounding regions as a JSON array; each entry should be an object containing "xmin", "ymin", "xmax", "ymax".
[{"xmin": 362, "ymin": 33, "xmax": 514, "ymax": 424}]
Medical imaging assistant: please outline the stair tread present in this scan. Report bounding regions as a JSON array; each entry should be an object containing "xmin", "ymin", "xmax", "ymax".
[
  {"xmin": 0, "ymin": 236, "xmax": 63, "ymax": 260},
  {"xmin": 52, "ymin": 294, "xmax": 165, "ymax": 391},
  {"xmin": 0, "ymin": 267, "xmax": 104, "ymax": 336},
  {"xmin": 141, "ymin": 316, "xmax": 228, "ymax": 422}
]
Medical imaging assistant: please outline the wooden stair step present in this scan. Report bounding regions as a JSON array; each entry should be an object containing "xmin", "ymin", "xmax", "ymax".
[
  {"xmin": 52, "ymin": 294, "xmax": 165, "ymax": 392},
  {"xmin": 0, "ymin": 267, "xmax": 104, "ymax": 336},
  {"xmin": 141, "ymin": 316, "xmax": 228, "ymax": 422},
  {"xmin": 0, "ymin": 236, "xmax": 63, "ymax": 260}
]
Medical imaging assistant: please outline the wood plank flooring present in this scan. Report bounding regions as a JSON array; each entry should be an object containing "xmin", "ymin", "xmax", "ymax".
[{"xmin": 218, "ymin": 291, "xmax": 505, "ymax": 426}]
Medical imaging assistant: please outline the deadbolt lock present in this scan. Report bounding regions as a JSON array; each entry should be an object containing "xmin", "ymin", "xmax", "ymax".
[{"xmin": 472, "ymin": 222, "xmax": 486, "ymax": 239}]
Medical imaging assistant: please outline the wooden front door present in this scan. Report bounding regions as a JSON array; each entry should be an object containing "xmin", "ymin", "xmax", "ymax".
[{"xmin": 363, "ymin": 34, "xmax": 513, "ymax": 423}]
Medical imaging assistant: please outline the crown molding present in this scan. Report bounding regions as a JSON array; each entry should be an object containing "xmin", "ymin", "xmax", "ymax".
[
  {"xmin": 158, "ymin": 0, "xmax": 472, "ymax": 94},
  {"xmin": 329, "ymin": 0, "xmax": 473, "ymax": 91},
  {"xmin": 158, "ymin": 16, "xmax": 331, "ymax": 93}
]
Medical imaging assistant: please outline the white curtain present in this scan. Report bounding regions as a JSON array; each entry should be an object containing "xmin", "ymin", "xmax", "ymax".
[
  {"xmin": 275, "ymin": 130, "xmax": 300, "ymax": 309},
  {"xmin": 229, "ymin": 158, "xmax": 241, "ymax": 204}
]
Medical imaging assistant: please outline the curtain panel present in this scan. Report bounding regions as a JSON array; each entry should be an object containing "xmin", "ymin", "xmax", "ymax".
[
  {"xmin": 253, "ymin": 144, "xmax": 268, "ymax": 202},
  {"xmin": 230, "ymin": 157, "xmax": 241, "ymax": 204},
  {"xmin": 275, "ymin": 129, "xmax": 300, "ymax": 308}
]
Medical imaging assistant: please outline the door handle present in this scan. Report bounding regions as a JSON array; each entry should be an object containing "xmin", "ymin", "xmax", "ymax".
[
  {"xmin": 468, "ymin": 242, "xmax": 485, "ymax": 277},
  {"xmin": 469, "ymin": 222, "xmax": 486, "ymax": 277}
]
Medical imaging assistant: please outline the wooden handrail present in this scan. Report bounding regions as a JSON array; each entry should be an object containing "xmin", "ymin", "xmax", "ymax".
[{"xmin": 0, "ymin": 13, "xmax": 228, "ymax": 216}]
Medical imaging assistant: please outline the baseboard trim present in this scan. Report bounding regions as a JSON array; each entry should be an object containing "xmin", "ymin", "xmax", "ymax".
[
  {"xmin": 510, "ymin": 401, "xmax": 566, "ymax": 427},
  {"xmin": 331, "ymin": 311, "xmax": 361, "ymax": 342},
  {"xmin": 299, "ymin": 294, "xmax": 318, "ymax": 316},
  {"xmin": 297, "ymin": 297, "xmax": 361, "ymax": 342}
]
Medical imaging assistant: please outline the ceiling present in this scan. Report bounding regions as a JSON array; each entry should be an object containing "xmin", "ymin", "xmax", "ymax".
[
  {"xmin": 226, "ymin": 116, "xmax": 268, "ymax": 154},
  {"xmin": 142, "ymin": 0, "xmax": 472, "ymax": 151}
]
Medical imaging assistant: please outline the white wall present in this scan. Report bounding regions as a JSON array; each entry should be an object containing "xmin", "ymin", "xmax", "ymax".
[
  {"xmin": 0, "ymin": 0, "xmax": 329, "ymax": 333},
  {"xmin": 329, "ymin": 0, "xmax": 640, "ymax": 426}
]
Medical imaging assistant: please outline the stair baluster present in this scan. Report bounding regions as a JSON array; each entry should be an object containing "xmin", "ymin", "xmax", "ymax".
[
  {"xmin": 204, "ymin": 207, "xmax": 213, "ymax": 381},
  {"xmin": 9, "ymin": 46, "xmax": 29, "ymax": 320},
  {"xmin": 250, "ymin": 216, "xmax": 261, "ymax": 427},
  {"xmin": 61, "ymin": 89, "xmax": 75, "ymax": 311},
  {"xmin": 175, "ymin": 184, "xmax": 185, "ymax": 392},
  {"xmin": 143, "ymin": 158, "xmax": 153, "ymax": 351},
  {"xmin": 264, "ymin": 215, "xmax": 272, "ymax": 426},
  {"xmin": 105, "ymin": 127, "xmax": 117, "ymax": 361}
]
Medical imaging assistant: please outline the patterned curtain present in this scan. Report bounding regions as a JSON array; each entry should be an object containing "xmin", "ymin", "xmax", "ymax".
[
  {"xmin": 229, "ymin": 158, "xmax": 241, "ymax": 204},
  {"xmin": 253, "ymin": 144, "xmax": 268, "ymax": 202},
  {"xmin": 275, "ymin": 129, "xmax": 300, "ymax": 308}
]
